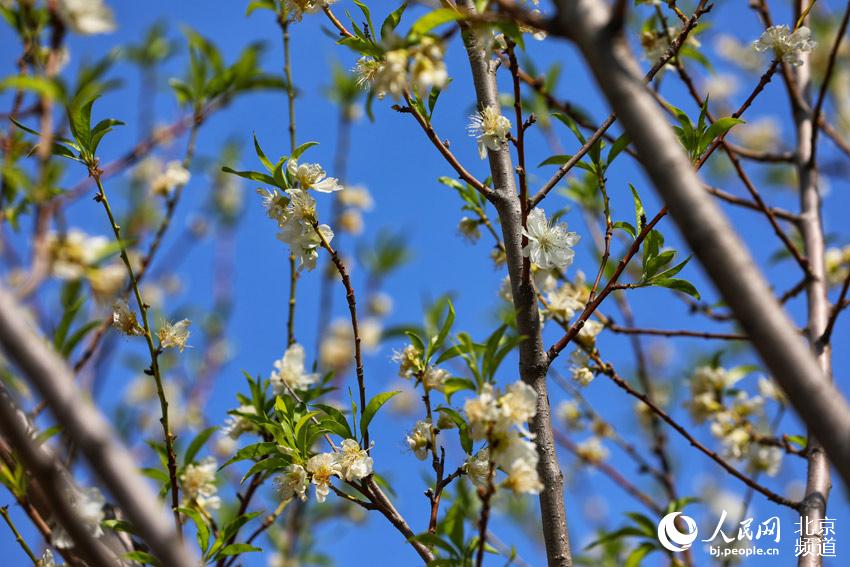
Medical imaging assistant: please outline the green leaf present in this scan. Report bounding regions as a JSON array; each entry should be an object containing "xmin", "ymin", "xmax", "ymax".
[
  {"xmin": 625, "ymin": 542, "xmax": 657, "ymax": 567},
  {"xmin": 643, "ymin": 249, "xmax": 675, "ymax": 279},
  {"xmin": 0, "ymin": 75, "xmax": 65, "ymax": 102},
  {"xmin": 538, "ymin": 154, "xmax": 574, "ymax": 167},
  {"xmin": 360, "ymin": 391, "xmax": 401, "ymax": 437},
  {"xmin": 124, "ymin": 550, "xmax": 159, "ymax": 565},
  {"xmin": 786, "ymin": 435, "xmax": 807, "ymax": 448},
  {"xmin": 89, "ymin": 118, "xmax": 124, "ymax": 154},
  {"xmin": 183, "ymin": 426, "xmax": 217, "ymax": 467},
  {"xmin": 653, "ymin": 278, "xmax": 700, "ymax": 299},
  {"xmin": 221, "ymin": 166, "xmax": 277, "ymax": 186},
  {"xmin": 314, "ymin": 403, "xmax": 353, "ymax": 438},
  {"xmin": 428, "ymin": 300, "xmax": 455, "ymax": 359},
  {"xmin": 290, "ymin": 141, "xmax": 318, "ymax": 162},
  {"xmin": 338, "ymin": 35, "xmax": 383, "ymax": 58},
  {"xmin": 648, "ymin": 256, "xmax": 691, "ymax": 282},
  {"xmin": 381, "ymin": 2, "xmax": 407, "ymax": 41},
  {"xmin": 352, "ymin": 0, "xmax": 375, "ymax": 39},
  {"xmin": 553, "ymin": 113, "xmax": 586, "ymax": 144},
  {"xmin": 245, "ymin": 0, "xmax": 275, "ymax": 15},
  {"xmin": 220, "ymin": 441, "xmax": 277, "ymax": 469},
  {"xmin": 629, "ymin": 184, "xmax": 646, "ymax": 233},
  {"xmin": 607, "ymin": 133, "xmax": 630, "ymax": 167},
  {"xmin": 585, "ymin": 526, "xmax": 648, "ymax": 549},
  {"xmin": 409, "ymin": 8, "xmax": 463, "ymax": 37},
  {"xmin": 219, "ymin": 543, "xmax": 262, "ymax": 557},
  {"xmin": 253, "ymin": 134, "xmax": 274, "ymax": 172},
  {"xmin": 436, "ymin": 406, "xmax": 472, "ymax": 453},
  {"xmin": 613, "ymin": 221, "xmax": 636, "ymax": 239},
  {"xmin": 178, "ymin": 507, "xmax": 210, "ymax": 553}
]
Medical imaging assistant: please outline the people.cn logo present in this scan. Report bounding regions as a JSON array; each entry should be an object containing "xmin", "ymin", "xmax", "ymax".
[{"xmin": 657, "ymin": 512, "xmax": 699, "ymax": 552}]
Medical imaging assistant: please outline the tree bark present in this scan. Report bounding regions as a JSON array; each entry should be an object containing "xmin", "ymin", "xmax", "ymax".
[
  {"xmin": 0, "ymin": 286, "xmax": 197, "ymax": 567},
  {"xmin": 553, "ymin": 0, "xmax": 850, "ymax": 490},
  {"xmin": 459, "ymin": 5, "xmax": 572, "ymax": 565},
  {"xmin": 794, "ymin": 14, "xmax": 832, "ymax": 567}
]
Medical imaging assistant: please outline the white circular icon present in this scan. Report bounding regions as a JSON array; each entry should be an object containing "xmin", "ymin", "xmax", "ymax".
[{"xmin": 657, "ymin": 512, "xmax": 698, "ymax": 552}]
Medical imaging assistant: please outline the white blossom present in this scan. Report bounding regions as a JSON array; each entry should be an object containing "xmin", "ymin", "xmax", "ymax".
[
  {"xmin": 51, "ymin": 486, "xmax": 104, "ymax": 549},
  {"xmin": 521, "ymin": 208, "xmax": 580, "ymax": 271},
  {"xmin": 502, "ymin": 458, "xmax": 543, "ymax": 494},
  {"xmin": 422, "ymin": 366, "xmax": 450, "ymax": 392},
  {"xmin": 283, "ymin": 0, "xmax": 334, "ymax": 21},
  {"xmin": 287, "ymin": 159, "xmax": 342, "ymax": 193},
  {"xmin": 46, "ymin": 229, "xmax": 110, "ymax": 280},
  {"xmin": 181, "ymin": 457, "xmax": 220, "ymax": 511},
  {"xmin": 464, "ymin": 383, "xmax": 503, "ymax": 440},
  {"xmin": 222, "ymin": 404, "xmax": 258, "ymax": 439},
  {"xmin": 271, "ymin": 343, "xmax": 319, "ymax": 394},
  {"xmin": 747, "ymin": 445, "xmax": 782, "ymax": 476},
  {"xmin": 569, "ymin": 350, "xmax": 595, "ymax": 386},
  {"xmin": 274, "ymin": 464, "xmax": 309, "ymax": 501},
  {"xmin": 151, "ymin": 160, "xmax": 190, "ymax": 197},
  {"xmin": 38, "ymin": 548, "xmax": 59, "ymax": 567},
  {"xmin": 112, "ymin": 299, "xmax": 144, "ymax": 336},
  {"xmin": 371, "ymin": 50, "xmax": 409, "ymax": 100},
  {"xmin": 258, "ymin": 188, "xmax": 289, "ymax": 223},
  {"xmin": 337, "ymin": 185, "xmax": 373, "ymax": 210},
  {"xmin": 158, "ymin": 319, "xmax": 191, "ymax": 351},
  {"xmin": 556, "ymin": 399, "xmax": 583, "ymax": 430},
  {"xmin": 392, "ymin": 344, "xmax": 422, "ymax": 378},
  {"xmin": 306, "ymin": 453, "xmax": 341, "ymax": 503},
  {"xmin": 276, "ymin": 189, "xmax": 334, "ymax": 271},
  {"xmin": 336, "ymin": 439, "xmax": 373, "ymax": 481},
  {"xmin": 499, "ymin": 381, "xmax": 537, "ymax": 424},
  {"xmin": 753, "ymin": 25, "xmax": 816, "ymax": 67},
  {"xmin": 458, "ymin": 217, "xmax": 481, "ymax": 243},
  {"xmin": 576, "ymin": 437, "xmax": 609, "ymax": 464},
  {"xmin": 406, "ymin": 419, "xmax": 433, "ymax": 460},
  {"xmin": 468, "ymin": 105, "xmax": 512, "ymax": 159},
  {"xmin": 59, "ymin": 0, "xmax": 115, "ymax": 35},
  {"xmin": 545, "ymin": 282, "xmax": 584, "ymax": 321},
  {"xmin": 410, "ymin": 37, "xmax": 449, "ymax": 93},
  {"xmin": 464, "ymin": 448, "xmax": 491, "ymax": 488}
]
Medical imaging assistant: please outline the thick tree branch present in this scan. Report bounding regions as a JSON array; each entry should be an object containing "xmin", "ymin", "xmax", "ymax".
[
  {"xmin": 0, "ymin": 286, "xmax": 197, "ymax": 567},
  {"xmin": 458, "ymin": 2, "xmax": 572, "ymax": 563},
  {"xmin": 553, "ymin": 0, "xmax": 850, "ymax": 491}
]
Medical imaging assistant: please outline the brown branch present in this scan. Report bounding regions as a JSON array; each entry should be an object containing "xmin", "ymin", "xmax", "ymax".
[
  {"xmin": 589, "ymin": 352, "xmax": 800, "ymax": 510},
  {"xmin": 553, "ymin": 429, "xmax": 664, "ymax": 516},
  {"xmin": 0, "ymin": 286, "xmax": 197, "ymax": 566},
  {"xmin": 547, "ymin": 207, "xmax": 667, "ymax": 362},
  {"xmin": 809, "ymin": 1, "xmax": 850, "ymax": 166},
  {"xmin": 397, "ymin": 93, "xmax": 492, "ymax": 199},
  {"xmin": 555, "ymin": 0, "xmax": 850, "ymax": 493},
  {"xmin": 606, "ymin": 324, "xmax": 749, "ymax": 341},
  {"xmin": 312, "ymin": 223, "xmax": 368, "ymax": 447},
  {"xmin": 703, "ymin": 185, "xmax": 800, "ymax": 223},
  {"xmin": 529, "ymin": 1, "xmax": 712, "ymax": 207}
]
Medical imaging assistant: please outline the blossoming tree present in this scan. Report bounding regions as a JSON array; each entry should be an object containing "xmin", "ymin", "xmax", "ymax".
[{"xmin": 1, "ymin": 0, "xmax": 850, "ymax": 566}]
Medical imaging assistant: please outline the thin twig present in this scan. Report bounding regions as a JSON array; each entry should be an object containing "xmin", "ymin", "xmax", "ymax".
[{"xmin": 0, "ymin": 505, "xmax": 38, "ymax": 564}]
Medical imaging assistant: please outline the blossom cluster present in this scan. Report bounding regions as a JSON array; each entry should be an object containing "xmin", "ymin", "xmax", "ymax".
[
  {"xmin": 688, "ymin": 366, "xmax": 784, "ymax": 476},
  {"xmin": 354, "ymin": 37, "xmax": 449, "ymax": 100},
  {"xmin": 522, "ymin": 208, "xmax": 580, "ymax": 272},
  {"xmin": 462, "ymin": 381, "xmax": 544, "ymax": 495},
  {"xmin": 181, "ymin": 457, "xmax": 221, "ymax": 512},
  {"xmin": 752, "ymin": 25, "xmax": 816, "ymax": 67},
  {"xmin": 258, "ymin": 158, "xmax": 342, "ymax": 271},
  {"xmin": 276, "ymin": 439, "xmax": 373, "ymax": 503}
]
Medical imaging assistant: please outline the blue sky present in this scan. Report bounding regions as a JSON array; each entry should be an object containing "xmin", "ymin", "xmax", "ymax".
[{"xmin": 2, "ymin": 0, "xmax": 850, "ymax": 565}]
